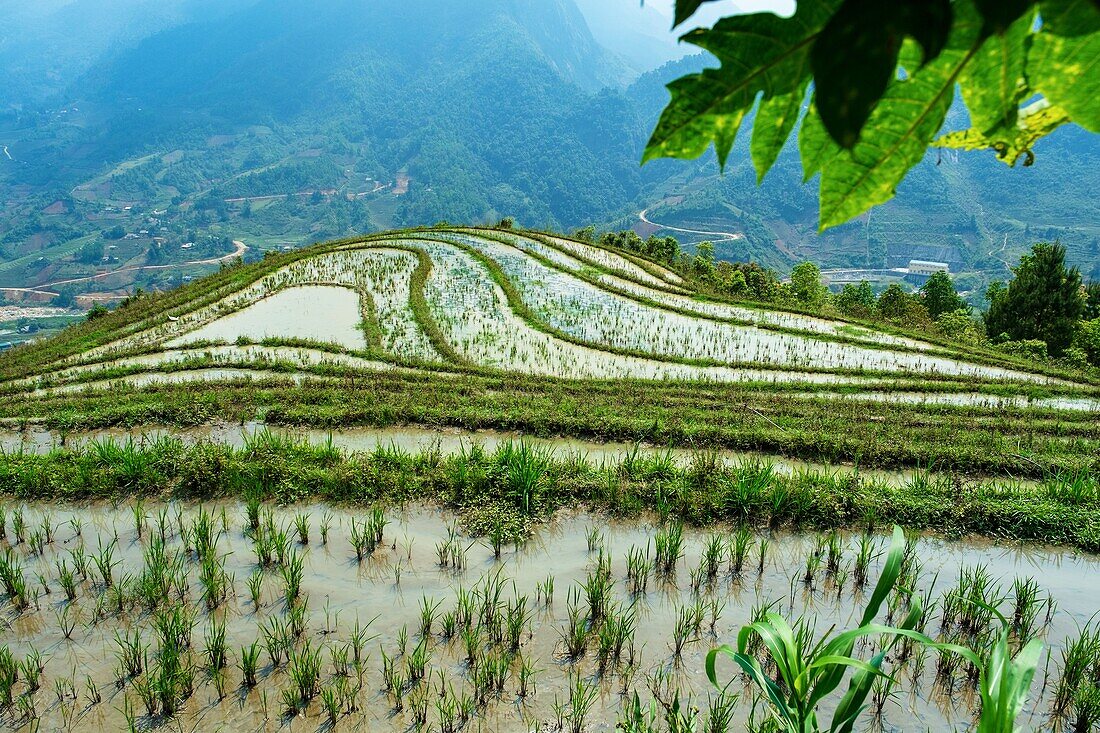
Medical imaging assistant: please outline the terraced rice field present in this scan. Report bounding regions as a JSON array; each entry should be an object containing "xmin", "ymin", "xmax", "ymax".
[
  {"xmin": 0, "ymin": 228, "xmax": 1087, "ymax": 394},
  {"xmin": 0, "ymin": 227, "xmax": 1098, "ymax": 731}
]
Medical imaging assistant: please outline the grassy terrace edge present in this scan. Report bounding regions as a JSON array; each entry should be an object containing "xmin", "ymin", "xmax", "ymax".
[
  {"xmin": 2, "ymin": 371, "xmax": 1097, "ymax": 478},
  {"xmin": 1, "ymin": 435, "xmax": 1097, "ymax": 553}
]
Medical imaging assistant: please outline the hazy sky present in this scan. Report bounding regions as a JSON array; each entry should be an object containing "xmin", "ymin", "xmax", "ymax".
[{"xmin": 647, "ymin": 0, "xmax": 795, "ymax": 19}]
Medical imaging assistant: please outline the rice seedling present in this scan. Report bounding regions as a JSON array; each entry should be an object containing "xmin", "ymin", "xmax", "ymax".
[
  {"xmin": 853, "ymin": 532, "xmax": 877, "ymax": 588},
  {"xmin": 560, "ymin": 597, "xmax": 588, "ymax": 660},
  {"xmin": 55, "ymin": 604, "xmax": 77, "ymax": 640},
  {"xmin": 407, "ymin": 636, "xmax": 430, "ymax": 682},
  {"xmin": 758, "ymin": 537, "xmax": 770, "ymax": 575},
  {"xmin": 11, "ymin": 508, "xmax": 25, "ymax": 544},
  {"xmin": 320, "ymin": 510, "xmax": 334, "ymax": 545},
  {"xmin": 672, "ymin": 599, "xmax": 704, "ymax": 661},
  {"xmin": 728, "ymin": 525, "xmax": 755, "ymax": 577},
  {"xmin": 518, "ymin": 655, "xmax": 538, "ymax": 697},
  {"xmin": 93, "ymin": 537, "xmax": 119, "ymax": 588},
  {"xmin": 585, "ymin": 526, "xmax": 604, "ymax": 552},
  {"xmin": 702, "ymin": 534, "xmax": 725, "ymax": 583},
  {"xmin": 131, "ymin": 500, "xmax": 145, "ymax": 540},
  {"xmin": 654, "ymin": 521, "xmax": 684, "ymax": 576},
  {"xmin": 0, "ymin": 548, "xmax": 30, "ymax": 610},
  {"xmin": 506, "ymin": 595, "xmax": 531, "ymax": 652},
  {"xmin": 0, "ymin": 648, "xmax": 15, "ymax": 708},
  {"xmin": 1053, "ymin": 625, "xmax": 1100, "ymax": 718},
  {"xmin": 288, "ymin": 639, "xmax": 323, "ymax": 704},
  {"xmin": 320, "ymin": 683, "xmax": 342, "ymax": 725},
  {"xmin": 17, "ymin": 647, "xmax": 43, "ymax": 694},
  {"xmin": 566, "ymin": 670, "xmax": 599, "ymax": 733},
  {"xmin": 245, "ymin": 496, "xmax": 262, "ymax": 534},
  {"xmin": 239, "ymin": 641, "xmax": 261, "ymax": 688},
  {"xmin": 247, "ymin": 568, "xmax": 263, "ymax": 609},
  {"xmin": 204, "ymin": 616, "xmax": 228, "ymax": 672},
  {"xmin": 536, "ymin": 573, "xmax": 555, "ymax": 607},
  {"xmin": 294, "ymin": 512, "xmax": 309, "ymax": 545},
  {"xmin": 704, "ymin": 691, "xmax": 738, "ymax": 733},
  {"xmin": 281, "ymin": 551, "xmax": 304, "ymax": 605},
  {"xmin": 419, "ymin": 596, "xmax": 442, "ymax": 638},
  {"xmin": 626, "ymin": 545, "xmax": 651, "ymax": 596}
]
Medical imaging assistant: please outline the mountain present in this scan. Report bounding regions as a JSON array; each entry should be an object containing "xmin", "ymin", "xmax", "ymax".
[
  {"xmin": 0, "ymin": 0, "xmax": 259, "ymax": 107},
  {"xmin": 0, "ymin": 0, "xmax": 1098, "ymax": 306}
]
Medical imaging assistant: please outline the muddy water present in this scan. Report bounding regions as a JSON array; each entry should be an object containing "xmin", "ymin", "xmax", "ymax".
[
  {"xmin": 167, "ymin": 285, "xmax": 368, "ymax": 352},
  {"xmin": 0, "ymin": 422, "xmax": 941, "ymax": 486},
  {"xmin": 0, "ymin": 502, "xmax": 1093, "ymax": 732}
]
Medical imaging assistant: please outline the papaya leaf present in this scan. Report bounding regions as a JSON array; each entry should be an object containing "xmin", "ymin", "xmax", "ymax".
[
  {"xmin": 1030, "ymin": 2, "xmax": 1100, "ymax": 131},
  {"xmin": 960, "ymin": 7, "xmax": 1033, "ymax": 132},
  {"xmin": 973, "ymin": 0, "xmax": 1037, "ymax": 35},
  {"xmin": 672, "ymin": 0, "xmax": 724, "ymax": 28},
  {"xmin": 751, "ymin": 80, "xmax": 810, "ymax": 182},
  {"xmin": 643, "ymin": 1, "xmax": 839, "ymax": 168},
  {"xmin": 933, "ymin": 99, "xmax": 1070, "ymax": 165},
  {"xmin": 1040, "ymin": 0, "xmax": 1100, "ymax": 36},
  {"xmin": 817, "ymin": 8, "xmax": 984, "ymax": 230},
  {"xmin": 798, "ymin": 102, "xmax": 840, "ymax": 182},
  {"xmin": 811, "ymin": 0, "xmax": 953, "ymax": 148}
]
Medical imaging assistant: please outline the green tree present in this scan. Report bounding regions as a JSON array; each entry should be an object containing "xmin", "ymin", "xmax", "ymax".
[
  {"xmin": 76, "ymin": 240, "xmax": 105, "ymax": 265},
  {"xmin": 790, "ymin": 261, "xmax": 827, "ymax": 306},
  {"xmin": 936, "ymin": 308, "xmax": 986, "ymax": 345},
  {"xmin": 647, "ymin": 1, "xmax": 1100, "ymax": 229},
  {"xmin": 920, "ymin": 271, "xmax": 966, "ymax": 319},
  {"xmin": 834, "ymin": 281, "xmax": 876, "ymax": 317},
  {"xmin": 985, "ymin": 243, "xmax": 1084, "ymax": 356},
  {"xmin": 877, "ymin": 284, "xmax": 929, "ymax": 324},
  {"xmin": 1076, "ymin": 318, "xmax": 1100, "ymax": 366},
  {"xmin": 1085, "ymin": 281, "xmax": 1100, "ymax": 320}
]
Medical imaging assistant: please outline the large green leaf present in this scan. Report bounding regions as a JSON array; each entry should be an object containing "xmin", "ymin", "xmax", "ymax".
[
  {"xmin": 960, "ymin": 8, "xmax": 1033, "ymax": 132},
  {"xmin": 1040, "ymin": 0, "xmax": 1100, "ymax": 36},
  {"xmin": 643, "ymin": 0, "xmax": 839, "ymax": 168},
  {"xmin": 1030, "ymin": 2, "xmax": 1100, "ymax": 131},
  {"xmin": 816, "ymin": 5, "xmax": 984, "ymax": 230},
  {"xmin": 933, "ymin": 99, "xmax": 1070, "ymax": 165},
  {"xmin": 672, "ymin": 0, "xmax": 724, "ymax": 28},
  {"xmin": 751, "ymin": 80, "xmax": 810, "ymax": 182},
  {"xmin": 798, "ymin": 103, "xmax": 839, "ymax": 182},
  {"xmin": 811, "ymin": 0, "xmax": 953, "ymax": 148}
]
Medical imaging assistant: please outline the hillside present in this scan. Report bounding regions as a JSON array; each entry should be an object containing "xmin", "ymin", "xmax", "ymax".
[
  {"xmin": 2, "ymin": 226, "xmax": 1097, "ymax": 478},
  {"xmin": 1, "ymin": 0, "xmax": 1099, "ymax": 311}
]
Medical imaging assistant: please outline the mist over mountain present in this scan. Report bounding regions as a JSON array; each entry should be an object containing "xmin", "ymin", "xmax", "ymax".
[{"xmin": 0, "ymin": 0, "xmax": 1097, "ymax": 303}]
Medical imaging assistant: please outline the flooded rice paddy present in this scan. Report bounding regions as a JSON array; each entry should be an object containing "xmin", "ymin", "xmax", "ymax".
[
  {"xmin": 0, "ymin": 423, "xmax": 986, "ymax": 487},
  {"xmin": 0, "ymin": 502, "xmax": 1094, "ymax": 731},
  {"xmin": 167, "ymin": 285, "xmax": 368, "ymax": 352},
  {"xmin": 43, "ymin": 232, "xmax": 1057, "ymax": 389}
]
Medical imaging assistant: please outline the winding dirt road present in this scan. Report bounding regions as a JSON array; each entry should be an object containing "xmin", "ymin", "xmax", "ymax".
[
  {"xmin": 0, "ymin": 240, "xmax": 249, "ymax": 300},
  {"xmin": 638, "ymin": 209, "xmax": 744, "ymax": 242}
]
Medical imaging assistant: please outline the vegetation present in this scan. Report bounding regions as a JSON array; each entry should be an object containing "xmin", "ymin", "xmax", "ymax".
[
  {"xmin": 985, "ymin": 242, "xmax": 1085, "ymax": 357},
  {"xmin": 651, "ymin": 0, "xmax": 1100, "ymax": 228}
]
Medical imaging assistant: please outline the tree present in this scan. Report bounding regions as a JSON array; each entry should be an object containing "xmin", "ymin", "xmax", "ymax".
[
  {"xmin": 936, "ymin": 308, "xmax": 987, "ymax": 345},
  {"xmin": 834, "ymin": 281, "xmax": 876, "ymax": 317},
  {"xmin": 790, "ymin": 261, "xmax": 827, "ymax": 306},
  {"xmin": 76, "ymin": 240, "xmax": 105, "ymax": 264},
  {"xmin": 647, "ymin": 1, "xmax": 1100, "ymax": 230},
  {"xmin": 985, "ymin": 243, "xmax": 1085, "ymax": 356},
  {"xmin": 1076, "ymin": 318, "xmax": 1100, "ymax": 366},
  {"xmin": 920, "ymin": 271, "xmax": 966, "ymax": 319},
  {"xmin": 877, "ymin": 284, "xmax": 911, "ymax": 320},
  {"xmin": 1085, "ymin": 281, "xmax": 1100, "ymax": 321}
]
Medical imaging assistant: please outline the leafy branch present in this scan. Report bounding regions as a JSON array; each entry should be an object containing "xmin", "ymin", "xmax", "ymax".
[{"xmin": 646, "ymin": 0, "xmax": 1100, "ymax": 230}]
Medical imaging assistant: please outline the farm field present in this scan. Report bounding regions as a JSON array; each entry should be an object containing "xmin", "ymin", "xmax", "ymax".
[{"xmin": 0, "ymin": 227, "xmax": 1099, "ymax": 732}]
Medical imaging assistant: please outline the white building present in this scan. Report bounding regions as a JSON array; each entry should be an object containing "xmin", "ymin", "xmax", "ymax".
[{"xmin": 908, "ymin": 260, "xmax": 950, "ymax": 276}]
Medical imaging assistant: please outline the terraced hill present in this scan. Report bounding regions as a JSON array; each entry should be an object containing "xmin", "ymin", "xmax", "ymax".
[{"xmin": 1, "ymin": 227, "xmax": 1098, "ymax": 476}]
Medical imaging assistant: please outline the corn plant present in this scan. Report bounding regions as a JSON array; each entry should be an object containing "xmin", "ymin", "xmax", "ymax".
[{"xmin": 705, "ymin": 526, "xmax": 928, "ymax": 733}]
